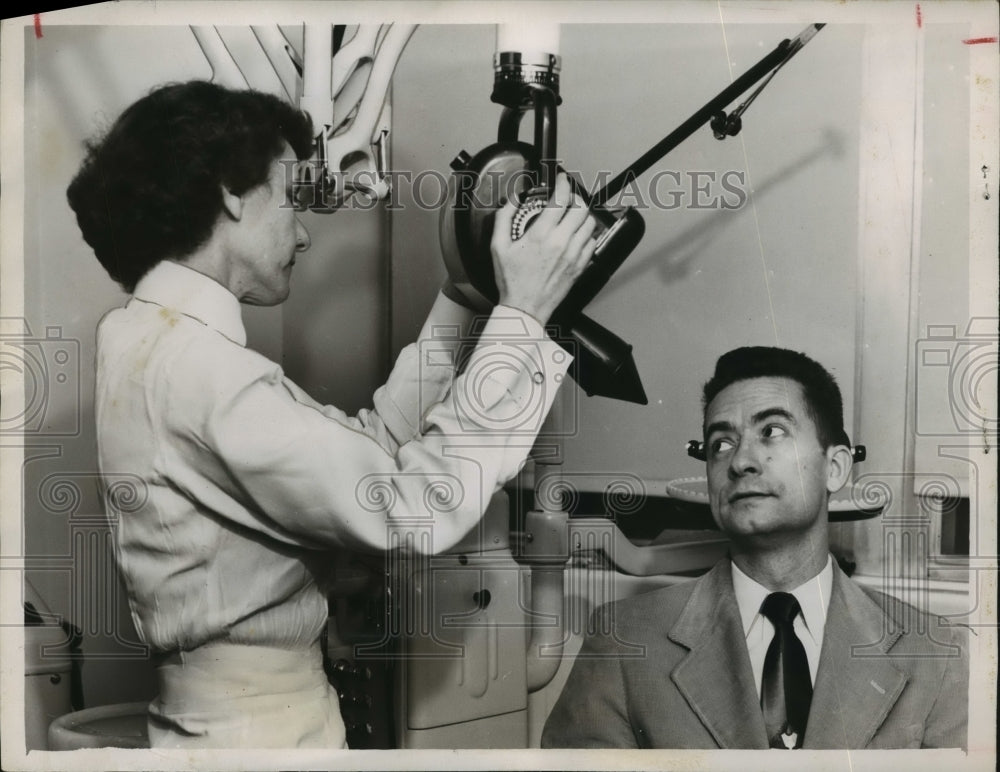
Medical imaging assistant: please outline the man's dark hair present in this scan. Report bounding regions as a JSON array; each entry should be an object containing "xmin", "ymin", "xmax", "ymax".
[
  {"xmin": 67, "ymin": 80, "xmax": 314, "ymax": 292},
  {"xmin": 702, "ymin": 346, "xmax": 850, "ymax": 449}
]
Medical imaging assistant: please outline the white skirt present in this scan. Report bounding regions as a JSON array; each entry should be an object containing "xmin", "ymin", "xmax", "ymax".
[{"xmin": 148, "ymin": 641, "xmax": 347, "ymax": 749}]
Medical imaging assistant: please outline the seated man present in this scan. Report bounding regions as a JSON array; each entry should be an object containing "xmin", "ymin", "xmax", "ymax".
[{"xmin": 542, "ymin": 346, "xmax": 968, "ymax": 750}]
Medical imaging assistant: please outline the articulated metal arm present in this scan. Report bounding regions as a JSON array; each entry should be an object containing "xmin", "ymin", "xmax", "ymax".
[{"xmin": 191, "ymin": 23, "xmax": 416, "ymax": 209}]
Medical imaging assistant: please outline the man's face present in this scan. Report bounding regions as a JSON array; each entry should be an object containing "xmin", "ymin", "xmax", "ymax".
[
  {"xmin": 232, "ymin": 143, "xmax": 310, "ymax": 306},
  {"xmin": 703, "ymin": 376, "xmax": 840, "ymax": 544}
]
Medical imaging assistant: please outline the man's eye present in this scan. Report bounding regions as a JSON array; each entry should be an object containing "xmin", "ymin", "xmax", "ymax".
[
  {"xmin": 710, "ymin": 437, "xmax": 735, "ymax": 455},
  {"xmin": 761, "ymin": 424, "xmax": 787, "ymax": 440}
]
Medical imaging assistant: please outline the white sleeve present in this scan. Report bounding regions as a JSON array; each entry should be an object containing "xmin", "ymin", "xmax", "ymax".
[
  {"xmin": 162, "ymin": 304, "xmax": 572, "ymax": 554},
  {"xmin": 365, "ymin": 290, "xmax": 478, "ymax": 447}
]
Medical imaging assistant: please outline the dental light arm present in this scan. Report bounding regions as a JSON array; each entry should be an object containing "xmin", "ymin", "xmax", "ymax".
[
  {"xmin": 303, "ymin": 24, "xmax": 416, "ymax": 208},
  {"xmin": 252, "ymin": 26, "xmax": 303, "ymax": 103},
  {"xmin": 191, "ymin": 26, "xmax": 251, "ymax": 88},
  {"xmin": 300, "ymin": 24, "xmax": 333, "ymax": 133},
  {"xmin": 191, "ymin": 23, "xmax": 415, "ymax": 209}
]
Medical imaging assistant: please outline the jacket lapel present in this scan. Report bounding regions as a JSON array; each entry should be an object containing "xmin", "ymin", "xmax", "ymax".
[
  {"xmin": 804, "ymin": 564, "xmax": 908, "ymax": 749},
  {"xmin": 668, "ymin": 561, "xmax": 769, "ymax": 749}
]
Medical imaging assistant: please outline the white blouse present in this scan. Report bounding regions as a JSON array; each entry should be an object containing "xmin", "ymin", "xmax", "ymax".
[{"xmin": 95, "ymin": 259, "xmax": 571, "ymax": 654}]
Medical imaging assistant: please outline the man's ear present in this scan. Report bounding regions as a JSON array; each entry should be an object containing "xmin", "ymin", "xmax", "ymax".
[
  {"xmin": 825, "ymin": 444, "xmax": 853, "ymax": 494},
  {"xmin": 220, "ymin": 186, "xmax": 243, "ymax": 221}
]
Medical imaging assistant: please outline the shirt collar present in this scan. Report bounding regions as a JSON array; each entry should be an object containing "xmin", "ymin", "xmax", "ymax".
[
  {"xmin": 731, "ymin": 555, "xmax": 833, "ymax": 643},
  {"xmin": 132, "ymin": 260, "xmax": 247, "ymax": 347}
]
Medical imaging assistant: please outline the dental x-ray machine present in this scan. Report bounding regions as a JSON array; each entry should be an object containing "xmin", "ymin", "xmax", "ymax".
[{"xmin": 190, "ymin": 19, "xmax": 827, "ymax": 747}]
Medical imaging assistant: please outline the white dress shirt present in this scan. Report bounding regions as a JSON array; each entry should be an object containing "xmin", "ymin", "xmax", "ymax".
[
  {"xmin": 94, "ymin": 259, "xmax": 571, "ymax": 746},
  {"xmin": 731, "ymin": 556, "xmax": 833, "ymax": 696}
]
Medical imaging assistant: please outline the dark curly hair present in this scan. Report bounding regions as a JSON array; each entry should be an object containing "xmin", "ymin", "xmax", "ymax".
[
  {"xmin": 67, "ymin": 81, "xmax": 314, "ymax": 292},
  {"xmin": 702, "ymin": 346, "xmax": 850, "ymax": 449}
]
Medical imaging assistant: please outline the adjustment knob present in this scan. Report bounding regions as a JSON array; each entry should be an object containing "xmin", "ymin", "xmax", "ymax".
[{"xmin": 450, "ymin": 150, "xmax": 472, "ymax": 171}]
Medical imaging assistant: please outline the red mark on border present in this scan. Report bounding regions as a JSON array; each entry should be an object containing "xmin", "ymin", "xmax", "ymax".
[
  {"xmin": 34, "ymin": 13, "xmax": 43, "ymax": 38},
  {"xmin": 915, "ymin": 3, "xmax": 922, "ymax": 29},
  {"xmin": 963, "ymin": 36, "xmax": 998, "ymax": 45}
]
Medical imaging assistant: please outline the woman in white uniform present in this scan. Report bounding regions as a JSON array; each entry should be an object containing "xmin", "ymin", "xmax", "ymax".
[{"xmin": 67, "ymin": 80, "xmax": 597, "ymax": 748}]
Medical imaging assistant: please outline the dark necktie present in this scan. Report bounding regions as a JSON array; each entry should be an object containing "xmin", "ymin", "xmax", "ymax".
[{"xmin": 760, "ymin": 592, "xmax": 812, "ymax": 749}]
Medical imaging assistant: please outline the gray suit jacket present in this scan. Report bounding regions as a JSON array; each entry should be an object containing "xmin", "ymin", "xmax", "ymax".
[{"xmin": 542, "ymin": 559, "xmax": 968, "ymax": 749}]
